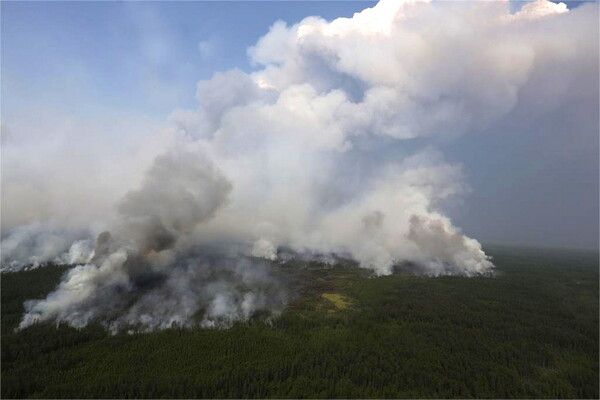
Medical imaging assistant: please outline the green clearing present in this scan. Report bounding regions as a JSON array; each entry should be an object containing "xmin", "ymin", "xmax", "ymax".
[{"xmin": 1, "ymin": 246, "xmax": 598, "ymax": 398}]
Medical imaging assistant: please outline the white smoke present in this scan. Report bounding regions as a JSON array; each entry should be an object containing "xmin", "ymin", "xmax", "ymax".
[
  {"xmin": 4, "ymin": 0, "xmax": 597, "ymax": 330},
  {"xmin": 0, "ymin": 221, "xmax": 90, "ymax": 271}
]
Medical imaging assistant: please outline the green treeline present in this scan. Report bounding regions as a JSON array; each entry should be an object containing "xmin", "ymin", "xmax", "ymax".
[{"xmin": 1, "ymin": 246, "xmax": 598, "ymax": 398}]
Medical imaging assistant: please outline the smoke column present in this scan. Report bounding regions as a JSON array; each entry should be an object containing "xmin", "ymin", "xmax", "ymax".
[{"xmin": 2, "ymin": 0, "xmax": 596, "ymax": 330}]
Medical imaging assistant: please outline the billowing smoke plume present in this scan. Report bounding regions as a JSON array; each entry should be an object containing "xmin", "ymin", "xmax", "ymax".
[
  {"xmin": 3, "ymin": 0, "xmax": 597, "ymax": 330},
  {"xmin": 19, "ymin": 149, "xmax": 287, "ymax": 331}
]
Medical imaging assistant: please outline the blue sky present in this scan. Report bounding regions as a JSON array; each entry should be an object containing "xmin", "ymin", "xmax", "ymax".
[{"xmin": 2, "ymin": 1, "xmax": 375, "ymax": 119}]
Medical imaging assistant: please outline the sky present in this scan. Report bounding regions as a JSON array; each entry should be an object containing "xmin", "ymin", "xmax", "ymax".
[
  {"xmin": 2, "ymin": 0, "xmax": 599, "ymax": 252},
  {"xmin": 2, "ymin": 2, "xmax": 376, "ymax": 117}
]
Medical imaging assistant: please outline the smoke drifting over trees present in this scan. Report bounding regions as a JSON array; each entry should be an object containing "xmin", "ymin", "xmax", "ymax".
[{"xmin": 2, "ymin": 0, "xmax": 597, "ymax": 330}]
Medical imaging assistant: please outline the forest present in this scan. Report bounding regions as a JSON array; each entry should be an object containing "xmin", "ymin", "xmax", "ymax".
[{"xmin": 1, "ymin": 245, "xmax": 598, "ymax": 399}]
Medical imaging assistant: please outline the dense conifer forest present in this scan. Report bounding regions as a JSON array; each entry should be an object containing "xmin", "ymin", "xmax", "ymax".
[{"xmin": 1, "ymin": 246, "xmax": 598, "ymax": 398}]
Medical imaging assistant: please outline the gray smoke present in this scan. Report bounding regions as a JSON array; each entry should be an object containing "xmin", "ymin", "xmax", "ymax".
[
  {"xmin": 0, "ymin": 222, "xmax": 90, "ymax": 271},
  {"xmin": 3, "ymin": 0, "xmax": 595, "ymax": 330},
  {"xmin": 17, "ymin": 149, "xmax": 285, "ymax": 331},
  {"xmin": 109, "ymin": 255, "xmax": 287, "ymax": 332}
]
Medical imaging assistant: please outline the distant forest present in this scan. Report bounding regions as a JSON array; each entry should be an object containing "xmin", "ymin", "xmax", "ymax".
[{"xmin": 1, "ymin": 246, "xmax": 598, "ymax": 399}]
